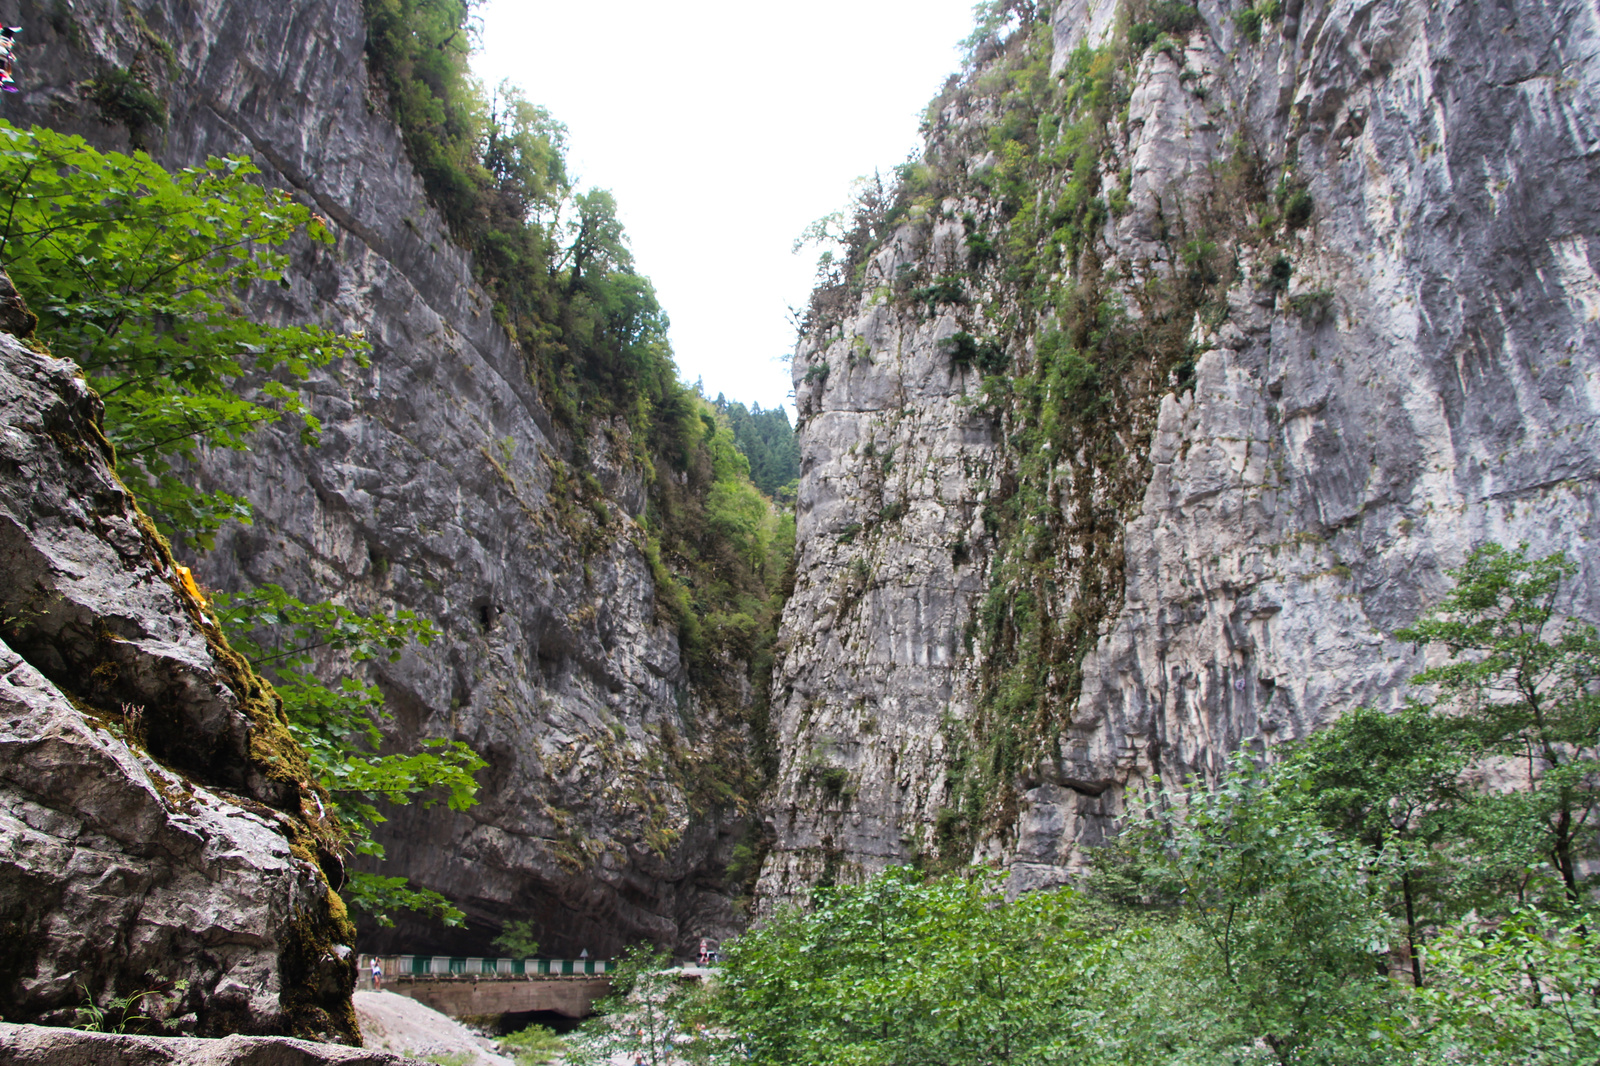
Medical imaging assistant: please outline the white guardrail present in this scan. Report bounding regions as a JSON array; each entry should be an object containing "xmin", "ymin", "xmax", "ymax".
[{"xmin": 362, "ymin": 954, "xmax": 615, "ymax": 979}]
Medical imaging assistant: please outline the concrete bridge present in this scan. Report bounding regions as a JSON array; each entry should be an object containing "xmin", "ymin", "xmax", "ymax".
[{"xmin": 361, "ymin": 956, "xmax": 615, "ymax": 1019}]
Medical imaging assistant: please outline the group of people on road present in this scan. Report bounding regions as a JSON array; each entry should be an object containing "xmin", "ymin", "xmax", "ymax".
[{"xmin": 0, "ymin": 26, "xmax": 20, "ymax": 92}]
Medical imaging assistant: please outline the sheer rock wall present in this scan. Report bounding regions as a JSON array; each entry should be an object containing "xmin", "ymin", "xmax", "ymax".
[
  {"xmin": 6, "ymin": 0, "xmax": 744, "ymax": 956},
  {"xmin": 762, "ymin": 0, "xmax": 1600, "ymax": 899}
]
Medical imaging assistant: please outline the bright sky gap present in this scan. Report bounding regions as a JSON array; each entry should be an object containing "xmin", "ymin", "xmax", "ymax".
[{"xmin": 472, "ymin": 0, "xmax": 981, "ymax": 414}]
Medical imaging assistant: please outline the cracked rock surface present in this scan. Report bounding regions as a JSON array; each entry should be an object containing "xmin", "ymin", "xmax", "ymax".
[
  {"xmin": 763, "ymin": 0, "xmax": 1600, "ymax": 900},
  {"xmin": 0, "ymin": 331, "xmax": 354, "ymax": 1038}
]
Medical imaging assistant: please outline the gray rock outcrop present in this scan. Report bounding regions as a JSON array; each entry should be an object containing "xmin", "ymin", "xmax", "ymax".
[
  {"xmin": 763, "ymin": 0, "xmax": 1600, "ymax": 898},
  {"xmin": 0, "ymin": 323, "xmax": 356, "ymax": 1038},
  {"xmin": 5, "ymin": 0, "xmax": 752, "ymax": 954},
  {"xmin": 0, "ymin": 1023, "xmax": 427, "ymax": 1065}
]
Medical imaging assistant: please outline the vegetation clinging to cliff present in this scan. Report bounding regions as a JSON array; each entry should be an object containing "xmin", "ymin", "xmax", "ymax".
[
  {"xmin": 360, "ymin": 0, "xmax": 795, "ymax": 832},
  {"xmin": 796, "ymin": 0, "xmax": 1311, "ymax": 859},
  {"xmin": 361, "ymin": 0, "xmax": 737, "ymax": 448}
]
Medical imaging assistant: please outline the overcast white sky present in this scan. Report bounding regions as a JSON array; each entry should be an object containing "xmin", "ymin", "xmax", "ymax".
[{"xmin": 472, "ymin": 0, "xmax": 979, "ymax": 413}]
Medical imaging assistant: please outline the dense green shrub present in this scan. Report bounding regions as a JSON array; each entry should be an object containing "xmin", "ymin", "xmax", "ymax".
[
  {"xmin": 84, "ymin": 66, "xmax": 167, "ymax": 146},
  {"xmin": 1234, "ymin": 1, "xmax": 1283, "ymax": 44},
  {"xmin": 943, "ymin": 330, "xmax": 1010, "ymax": 374},
  {"xmin": 1127, "ymin": 1, "xmax": 1203, "ymax": 53},
  {"xmin": 1283, "ymin": 186, "xmax": 1314, "ymax": 229},
  {"xmin": 664, "ymin": 550, "xmax": 1599, "ymax": 1063}
]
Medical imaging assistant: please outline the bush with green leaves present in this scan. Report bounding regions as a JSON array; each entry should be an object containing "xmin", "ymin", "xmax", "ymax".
[
  {"xmin": 1415, "ymin": 906, "xmax": 1600, "ymax": 1065},
  {"xmin": 681, "ymin": 543, "xmax": 1600, "ymax": 1066},
  {"xmin": 1103, "ymin": 758, "xmax": 1403, "ymax": 1064},
  {"xmin": 491, "ymin": 918, "xmax": 540, "ymax": 958},
  {"xmin": 710, "ymin": 868, "xmax": 1095, "ymax": 1066},
  {"xmin": 0, "ymin": 121, "xmax": 480, "ymax": 928},
  {"xmin": 705, "ymin": 855, "xmax": 1398, "ymax": 1066},
  {"xmin": 499, "ymin": 1024, "xmax": 565, "ymax": 1066},
  {"xmin": 216, "ymin": 584, "xmax": 484, "ymax": 926},
  {"xmin": 0, "ymin": 121, "xmax": 367, "ymax": 549},
  {"xmin": 84, "ymin": 66, "xmax": 168, "ymax": 147},
  {"xmin": 1276, "ymin": 703, "xmax": 1477, "ymax": 986}
]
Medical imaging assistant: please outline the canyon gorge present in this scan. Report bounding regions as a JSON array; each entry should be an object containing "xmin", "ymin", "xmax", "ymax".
[{"xmin": 0, "ymin": 0, "xmax": 1597, "ymax": 1046}]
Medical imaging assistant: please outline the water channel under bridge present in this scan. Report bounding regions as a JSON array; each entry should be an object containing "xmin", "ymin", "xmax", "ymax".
[{"xmin": 361, "ymin": 956, "xmax": 617, "ymax": 1019}]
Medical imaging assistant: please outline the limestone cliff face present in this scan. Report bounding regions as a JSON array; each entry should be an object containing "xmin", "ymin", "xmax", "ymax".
[
  {"xmin": 0, "ymin": 310, "xmax": 356, "ymax": 1039},
  {"xmin": 6, "ymin": 0, "xmax": 749, "ymax": 955},
  {"xmin": 762, "ymin": 0, "xmax": 1600, "ymax": 899}
]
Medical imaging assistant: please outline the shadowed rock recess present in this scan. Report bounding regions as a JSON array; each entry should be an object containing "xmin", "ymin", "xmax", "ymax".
[
  {"xmin": 762, "ymin": 0, "xmax": 1600, "ymax": 900},
  {"xmin": 0, "ymin": 303, "xmax": 357, "ymax": 1038},
  {"xmin": 4, "ymin": 0, "xmax": 758, "ymax": 959}
]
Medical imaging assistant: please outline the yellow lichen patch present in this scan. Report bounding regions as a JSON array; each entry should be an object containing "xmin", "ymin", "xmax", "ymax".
[{"xmin": 174, "ymin": 563, "xmax": 209, "ymax": 609}]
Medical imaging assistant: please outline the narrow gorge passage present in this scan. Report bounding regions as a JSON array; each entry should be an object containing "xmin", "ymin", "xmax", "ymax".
[{"xmin": 0, "ymin": 0, "xmax": 1597, "ymax": 1061}]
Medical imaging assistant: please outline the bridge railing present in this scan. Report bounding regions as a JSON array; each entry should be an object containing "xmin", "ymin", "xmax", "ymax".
[{"xmin": 362, "ymin": 954, "xmax": 615, "ymax": 979}]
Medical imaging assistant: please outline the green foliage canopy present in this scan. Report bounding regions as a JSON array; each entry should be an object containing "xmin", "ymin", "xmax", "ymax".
[
  {"xmin": 1415, "ymin": 906, "xmax": 1600, "ymax": 1064},
  {"xmin": 490, "ymin": 918, "xmax": 540, "ymax": 959},
  {"xmin": 0, "ymin": 121, "xmax": 369, "ymax": 549},
  {"xmin": 0, "ymin": 122, "xmax": 482, "ymax": 929},
  {"xmin": 712, "ymin": 868, "xmax": 1088, "ymax": 1066},
  {"xmin": 714, "ymin": 394, "xmax": 800, "ymax": 499},
  {"xmin": 1280, "ymin": 704, "xmax": 1476, "ymax": 986},
  {"xmin": 1396, "ymin": 543, "xmax": 1600, "ymax": 904},
  {"xmin": 1108, "ymin": 756, "xmax": 1400, "ymax": 1062}
]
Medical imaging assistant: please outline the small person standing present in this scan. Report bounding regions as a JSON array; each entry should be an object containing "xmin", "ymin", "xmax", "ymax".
[
  {"xmin": 370, "ymin": 957, "xmax": 382, "ymax": 992},
  {"xmin": 0, "ymin": 26, "xmax": 20, "ymax": 93}
]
